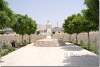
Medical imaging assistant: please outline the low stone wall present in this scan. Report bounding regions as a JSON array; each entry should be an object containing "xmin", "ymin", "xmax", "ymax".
[
  {"xmin": 0, "ymin": 34, "xmax": 45, "ymax": 47},
  {"xmin": 52, "ymin": 31, "xmax": 99, "ymax": 47},
  {"xmin": 0, "ymin": 31, "xmax": 99, "ymax": 47}
]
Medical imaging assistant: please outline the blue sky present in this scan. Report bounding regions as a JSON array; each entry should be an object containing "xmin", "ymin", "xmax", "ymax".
[{"xmin": 6, "ymin": 0, "xmax": 86, "ymax": 27}]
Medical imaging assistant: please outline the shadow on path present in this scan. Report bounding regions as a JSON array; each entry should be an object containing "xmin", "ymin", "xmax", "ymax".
[
  {"xmin": 63, "ymin": 54, "xmax": 99, "ymax": 66},
  {"xmin": 58, "ymin": 40, "xmax": 66, "ymax": 46},
  {"xmin": 60, "ymin": 43, "xmax": 82, "ymax": 51},
  {"xmin": 0, "ymin": 60, "xmax": 4, "ymax": 63},
  {"xmin": 60, "ymin": 42, "xmax": 99, "ymax": 66}
]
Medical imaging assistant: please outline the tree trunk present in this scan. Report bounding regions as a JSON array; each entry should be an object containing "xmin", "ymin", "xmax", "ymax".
[
  {"xmin": 76, "ymin": 33, "xmax": 78, "ymax": 44},
  {"xmin": 29, "ymin": 35, "xmax": 31, "ymax": 44},
  {"xmin": 22, "ymin": 35, "xmax": 24, "ymax": 45},
  {"xmin": 69, "ymin": 34, "xmax": 72, "ymax": 42},
  {"xmin": 87, "ymin": 32, "xmax": 90, "ymax": 49}
]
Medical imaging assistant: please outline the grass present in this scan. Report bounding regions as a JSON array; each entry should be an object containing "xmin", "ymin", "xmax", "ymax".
[{"xmin": 79, "ymin": 40, "xmax": 98, "ymax": 54}]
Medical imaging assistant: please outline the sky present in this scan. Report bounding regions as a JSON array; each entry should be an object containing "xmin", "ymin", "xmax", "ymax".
[{"xmin": 6, "ymin": 0, "xmax": 86, "ymax": 27}]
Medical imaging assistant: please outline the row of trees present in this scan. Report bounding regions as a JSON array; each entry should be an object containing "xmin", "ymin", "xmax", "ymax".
[
  {"xmin": 63, "ymin": 0, "xmax": 99, "ymax": 49},
  {"xmin": 0, "ymin": 0, "xmax": 37, "ymax": 44},
  {"xmin": 12, "ymin": 14, "xmax": 37, "ymax": 44}
]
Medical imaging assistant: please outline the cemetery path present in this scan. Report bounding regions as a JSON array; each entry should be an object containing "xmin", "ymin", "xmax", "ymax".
[{"xmin": 0, "ymin": 43, "xmax": 99, "ymax": 66}]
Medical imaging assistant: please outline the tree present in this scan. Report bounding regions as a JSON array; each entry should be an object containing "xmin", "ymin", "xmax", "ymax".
[
  {"xmin": 63, "ymin": 15, "xmax": 75, "ymax": 42},
  {"xmin": 12, "ymin": 14, "xmax": 37, "ymax": 44},
  {"xmin": 82, "ymin": 19, "xmax": 91, "ymax": 49},
  {"xmin": 71, "ymin": 14, "xmax": 83, "ymax": 44},
  {"xmin": 0, "ymin": 0, "xmax": 15, "ymax": 31},
  {"xmin": 81, "ymin": 11, "xmax": 96, "ymax": 49},
  {"xmin": 82, "ymin": 9, "xmax": 97, "ymax": 31},
  {"xmin": 0, "ymin": 11, "xmax": 10, "ymax": 30},
  {"xmin": 12, "ymin": 14, "xmax": 27, "ymax": 44},
  {"xmin": 0, "ymin": 0, "xmax": 8, "ymax": 11},
  {"xmin": 81, "ymin": 0, "xmax": 99, "ymax": 49},
  {"xmin": 84, "ymin": 0, "xmax": 99, "ymax": 30},
  {"xmin": 6, "ymin": 8, "xmax": 16, "ymax": 28},
  {"xmin": 25, "ymin": 16, "xmax": 37, "ymax": 44}
]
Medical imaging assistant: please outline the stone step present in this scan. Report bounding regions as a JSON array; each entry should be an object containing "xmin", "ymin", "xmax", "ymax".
[{"xmin": 34, "ymin": 39, "xmax": 65, "ymax": 47}]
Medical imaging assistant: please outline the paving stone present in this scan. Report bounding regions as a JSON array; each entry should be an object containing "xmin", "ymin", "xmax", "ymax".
[{"xmin": 0, "ymin": 43, "xmax": 99, "ymax": 66}]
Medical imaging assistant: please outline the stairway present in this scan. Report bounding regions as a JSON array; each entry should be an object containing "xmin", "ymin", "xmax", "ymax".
[{"xmin": 34, "ymin": 39, "xmax": 65, "ymax": 47}]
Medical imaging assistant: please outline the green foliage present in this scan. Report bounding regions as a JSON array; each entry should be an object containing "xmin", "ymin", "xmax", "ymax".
[
  {"xmin": 12, "ymin": 14, "xmax": 27, "ymax": 44},
  {"xmin": 82, "ymin": 9, "xmax": 97, "ymax": 31},
  {"xmin": 12, "ymin": 14, "xmax": 37, "ymax": 35},
  {"xmin": 84, "ymin": 0, "xmax": 99, "ymax": 30},
  {"xmin": 80, "ymin": 40, "xmax": 98, "ymax": 54},
  {"xmin": 63, "ymin": 14, "xmax": 84, "ymax": 34},
  {"xmin": 12, "ymin": 14, "xmax": 37, "ymax": 44},
  {"xmin": 80, "ymin": 40, "xmax": 88, "ymax": 49},
  {"xmin": 71, "ymin": 14, "xmax": 83, "ymax": 34},
  {"xmin": 0, "ymin": 44, "xmax": 15, "ymax": 57},
  {"xmin": 63, "ymin": 15, "xmax": 75, "ymax": 34},
  {"xmin": 0, "ymin": 11, "xmax": 10, "ymax": 29},
  {"xmin": 2, "ymin": 44, "xmax": 15, "ymax": 51},
  {"xmin": 81, "ymin": 11, "xmax": 95, "ymax": 49},
  {"xmin": 0, "ymin": 0, "xmax": 16, "ymax": 31},
  {"xmin": 0, "ymin": 0, "xmax": 8, "ymax": 11},
  {"xmin": 6, "ymin": 9, "xmax": 16, "ymax": 27},
  {"xmin": 0, "ymin": 49, "xmax": 9, "ymax": 56},
  {"xmin": 63, "ymin": 0, "xmax": 99, "ymax": 44},
  {"xmin": 85, "ymin": 0, "xmax": 99, "ymax": 22},
  {"xmin": 63, "ymin": 14, "xmax": 85, "ymax": 43},
  {"xmin": 12, "ymin": 14, "xmax": 26, "ymax": 35},
  {"xmin": 62, "ymin": 0, "xmax": 99, "ymax": 54},
  {"xmin": 25, "ymin": 16, "xmax": 37, "ymax": 35},
  {"xmin": 2, "ymin": 44, "xmax": 9, "ymax": 49},
  {"xmin": 63, "ymin": 15, "xmax": 76, "ymax": 42},
  {"xmin": 25, "ymin": 16, "xmax": 37, "ymax": 43}
]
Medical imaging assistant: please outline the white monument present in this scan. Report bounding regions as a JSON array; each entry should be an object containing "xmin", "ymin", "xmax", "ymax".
[
  {"xmin": 34, "ymin": 21, "xmax": 65, "ymax": 47},
  {"xmin": 46, "ymin": 21, "xmax": 52, "ymax": 39}
]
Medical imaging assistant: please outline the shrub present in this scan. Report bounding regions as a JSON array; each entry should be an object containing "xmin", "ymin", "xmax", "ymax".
[
  {"xmin": 0, "ymin": 44, "xmax": 15, "ymax": 57},
  {"xmin": 0, "ymin": 49, "xmax": 9, "ymax": 56}
]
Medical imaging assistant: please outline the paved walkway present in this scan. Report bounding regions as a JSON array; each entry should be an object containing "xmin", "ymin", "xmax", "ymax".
[{"xmin": 0, "ymin": 43, "xmax": 99, "ymax": 66}]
